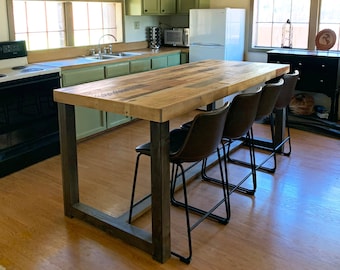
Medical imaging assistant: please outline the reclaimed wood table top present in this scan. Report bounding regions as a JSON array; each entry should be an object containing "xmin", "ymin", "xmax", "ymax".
[{"xmin": 54, "ymin": 60, "xmax": 290, "ymax": 122}]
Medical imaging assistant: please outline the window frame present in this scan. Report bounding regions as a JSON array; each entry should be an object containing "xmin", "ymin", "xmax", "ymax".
[
  {"xmin": 6, "ymin": 0, "xmax": 125, "ymax": 51},
  {"xmin": 249, "ymin": 0, "xmax": 336, "ymax": 52}
]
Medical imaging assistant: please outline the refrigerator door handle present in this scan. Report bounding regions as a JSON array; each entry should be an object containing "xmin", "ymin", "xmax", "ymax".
[{"xmin": 190, "ymin": 42, "xmax": 224, "ymax": 47}]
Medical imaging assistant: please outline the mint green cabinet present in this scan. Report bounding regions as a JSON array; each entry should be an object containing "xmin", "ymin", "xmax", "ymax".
[
  {"xmin": 104, "ymin": 61, "xmax": 133, "ymax": 128},
  {"xmin": 130, "ymin": 58, "xmax": 151, "ymax": 73},
  {"xmin": 62, "ymin": 67, "xmax": 106, "ymax": 140},
  {"xmin": 61, "ymin": 52, "xmax": 182, "ymax": 139},
  {"xmin": 105, "ymin": 61, "xmax": 130, "ymax": 78},
  {"xmin": 167, "ymin": 53, "xmax": 181, "ymax": 67},
  {"xmin": 151, "ymin": 53, "xmax": 180, "ymax": 69},
  {"xmin": 151, "ymin": 56, "xmax": 168, "ymax": 70},
  {"xmin": 180, "ymin": 52, "xmax": 189, "ymax": 64},
  {"xmin": 62, "ymin": 66, "xmax": 104, "ymax": 86}
]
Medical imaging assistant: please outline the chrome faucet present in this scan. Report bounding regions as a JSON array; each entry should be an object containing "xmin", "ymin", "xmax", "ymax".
[{"xmin": 98, "ymin": 34, "xmax": 117, "ymax": 58}]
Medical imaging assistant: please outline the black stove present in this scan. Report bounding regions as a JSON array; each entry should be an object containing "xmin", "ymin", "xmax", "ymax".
[{"xmin": 0, "ymin": 41, "xmax": 61, "ymax": 177}]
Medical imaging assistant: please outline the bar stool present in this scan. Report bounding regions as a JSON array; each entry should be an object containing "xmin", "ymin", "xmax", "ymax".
[
  {"xmin": 201, "ymin": 89, "xmax": 263, "ymax": 195},
  {"xmin": 273, "ymin": 70, "xmax": 299, "ymax": 156},
  {"xmin": 128, "ymin": 103, "xmax": 230, "ymax": 264},
  {"xmin": 227, "ymin": 79, "xmax": 284, "ymax": 173}
]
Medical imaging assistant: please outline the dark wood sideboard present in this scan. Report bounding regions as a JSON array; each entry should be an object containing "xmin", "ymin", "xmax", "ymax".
[{"xmin": 267, "ymin": 49, "xmax": 340, "ymax": 121}]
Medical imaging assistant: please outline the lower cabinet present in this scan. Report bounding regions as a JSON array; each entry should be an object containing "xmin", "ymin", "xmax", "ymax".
[
  {"xmin": 105, "ymin": 61, "xmax": 133, "ymax": 129},
  {"xmin": 181, "ymin": 52, "xmax": 189, "ymax": 64},
  {"xmin": 130, "ymin": 58, "xmax": 151, "ymax": 73},
  {"xmin": 62, "ymin": 67, "xmax": 107, "ymax": 140},
  {"xmin": 168, "ymin": 53, "xmax": 181, "ymax": 66},
  {"xmin": 105, "ymin": 61, "xmax": 130, "ymax": 78},
  {"xmin": 62, "ymin": 52, "xmax": 182, "ymax": 139},
  {"xmin": 151, "ymin": 56, "xmax": 168, "ymax": 70}
]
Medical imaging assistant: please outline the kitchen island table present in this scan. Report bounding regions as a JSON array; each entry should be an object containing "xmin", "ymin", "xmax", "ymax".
[{"xmin": 53, "ymin": 60, "xmax": 289, "ymax": 263}]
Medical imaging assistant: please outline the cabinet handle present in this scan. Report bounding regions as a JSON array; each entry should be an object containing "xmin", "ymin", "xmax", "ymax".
[
  {"xmin": 298, "ymin": 62, "xmax": 302, "ymax": 66},
  {"xmin": 321, "ymin": 64, "xmax": 325, "ymax": 68},
  {"xmin": 320, "ymin": 79, "xmax": 324, "ymax": 83},
  {"xmin": 144, "ymin": 9, "xmax": 148, "ymax": 12},
  {"xmin": 162, "ymin": 9, "xmax": 165, "ymax": 12}
]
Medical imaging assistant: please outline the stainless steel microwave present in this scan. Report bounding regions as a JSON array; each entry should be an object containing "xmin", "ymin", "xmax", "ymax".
[{"xmin": 163, "ymin": 28, "xmax": 189, "ymax": 47}]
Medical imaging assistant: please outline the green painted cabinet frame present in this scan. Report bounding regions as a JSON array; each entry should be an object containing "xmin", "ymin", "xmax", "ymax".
[{"xmin": 62, "ymin": 66, "xmax": 107, "ymax": 140}]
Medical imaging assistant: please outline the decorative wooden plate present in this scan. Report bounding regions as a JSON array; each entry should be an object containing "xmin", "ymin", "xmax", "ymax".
[{"xmin": 315, "ymin": 29, "xmax": 337, "ymax": 50}]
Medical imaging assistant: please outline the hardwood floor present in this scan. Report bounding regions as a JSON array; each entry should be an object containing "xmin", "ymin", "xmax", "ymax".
[{"xmin": 1, "ymin": 111, "xmax": 339, "ymax": 270}]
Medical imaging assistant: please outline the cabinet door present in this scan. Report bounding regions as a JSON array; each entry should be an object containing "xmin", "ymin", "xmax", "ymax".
[
  {"xmin": 107, "ymin": 113, "xmax": 132, "ymax": 128},
  {"xmin": 130, "ymin": 59, "xmax": 151, "ymax": 73},
  {"xmin": 105, "ymin": 62, "xmax": 130, "ymax": 78},
  {"xmin": 75, "ymin": 106, "xmax": 107, "ymax": 139},
  {"xmin": 167, "ymin": 53, "xmax": 181, "ymax": 67},
  {"xmin": 180, "ymin": 52, "xmax": 189, "ymax": 64},
  {"xmin": 62, "ymin": 66, "xmax": 104, "ymax": 86},
  {"xmin": 177, "ymin": 0, "xmax": 209, "ymax": 14},
  {"xmin": 143, "ymin": 0, "xmax": 160, "ymax": 14},
  {"xmin": 161, "ymin": 0, "xmax": 176, "ymax": 14},
  {"xmin": 105, "ymin": 61, "xmax": 132, "ymax": 128},
  {"xmin": 151, "ymin": 56, "xmax": 168, "ymax": 70},
  {"xmin": 177, "ymin": 0, "xmax": 196, "ymax": 14},
  {"xmin": 62, "ymin": 66, "xmax": 106, "ymax": 140}
]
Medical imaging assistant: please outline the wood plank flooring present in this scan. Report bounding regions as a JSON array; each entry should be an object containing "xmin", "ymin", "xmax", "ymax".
[{"xmin": 0, "ymin": 111, "xmax": 339, "ymax": 270}]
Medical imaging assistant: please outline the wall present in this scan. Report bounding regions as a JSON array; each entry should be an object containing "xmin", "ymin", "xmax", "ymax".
[
  {"xmin": 125, "ymin": 15, "xmax": 188, "ymax": 43},
  {"xmin": 0, "ymin": 0, "xmax": 9, "ymax": 41}
]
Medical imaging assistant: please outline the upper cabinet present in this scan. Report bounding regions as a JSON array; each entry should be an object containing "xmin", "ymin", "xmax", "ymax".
[
  {"xmin": 176, "ymin": 0, "xmax": 210, "ymax": 14},
  {"xmin": 126, "ymin": 0, "xmax": 175, "ymax": 15},
  {"xmin": 126, "ymin": 0, "xmax": 209, "ymax": 16}
]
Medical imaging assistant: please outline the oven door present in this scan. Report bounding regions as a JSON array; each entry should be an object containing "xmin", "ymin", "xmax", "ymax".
[{"xmin": 0, "ymin": 72, "xmax": 61, "ymax": 177}]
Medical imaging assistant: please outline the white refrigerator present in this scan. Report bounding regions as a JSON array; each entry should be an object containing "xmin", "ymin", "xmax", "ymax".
[
  {"xmin": 189, "ymin": 8, "xmax": 246, "ymax": 109},
  {"xmin": 189, "ymin": 8, "xmax": 245, "ymax": 62}
]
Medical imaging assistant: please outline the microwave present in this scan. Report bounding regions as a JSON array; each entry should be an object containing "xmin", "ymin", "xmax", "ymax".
[{"xmin": 163, "ymin": 28, "xmax": 189, "ymax": 47}]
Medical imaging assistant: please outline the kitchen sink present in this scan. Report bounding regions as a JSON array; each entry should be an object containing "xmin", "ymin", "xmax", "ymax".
[
  {"xmin": 85, "ymin": 52, "xmax": 142, "ymax": 61},
  {"xmin": 110, "ymin": 52, "xmax": 142, "ymax": 57}
]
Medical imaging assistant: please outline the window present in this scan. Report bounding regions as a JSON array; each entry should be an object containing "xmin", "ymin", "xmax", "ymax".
[
  {"xmin": 252, "ymin": 0, "xmax": 311, "ymax": 49},
  {"xmin": 252, "ymin": 0, "xmax": 340, "ymax": 51},
  {"xmin": 319, "ymin": 0, "xmax": 340, "ymax": 51},
  {"xmin": 9, "ymin": 0, "xmax": 123, "ymax": 51}
]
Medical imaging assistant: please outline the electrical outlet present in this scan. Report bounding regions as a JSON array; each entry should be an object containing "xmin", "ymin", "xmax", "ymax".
[{"xmin": 134, "ymin": 21, "xmax": 140, "ymax": 30}]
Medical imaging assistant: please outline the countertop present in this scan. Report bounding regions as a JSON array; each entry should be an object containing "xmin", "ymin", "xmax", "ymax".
[{"xmin": 39, "ymin": 47, "xmax": 184, "ymax": 70}]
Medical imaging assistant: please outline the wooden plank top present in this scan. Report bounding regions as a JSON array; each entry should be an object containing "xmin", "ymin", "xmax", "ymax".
[{"xmin": 53, "ymin": 60, "xmax": 289, "ymax": 122}]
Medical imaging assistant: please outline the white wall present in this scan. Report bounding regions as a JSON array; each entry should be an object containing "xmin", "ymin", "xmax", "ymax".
[{"xmin": 0, "ymin": 0, "xmax": 9, "ymax": 41}]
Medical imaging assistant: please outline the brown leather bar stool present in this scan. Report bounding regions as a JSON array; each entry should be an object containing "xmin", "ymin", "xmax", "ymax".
[
  {"xmin": 201, "ymin": 89, "xmax": 263, "ymax": 195},
  {"xmin": 273, "ymin": 70, "xmax": 299, "ymax": 156},
  {"xmin": 128, "ymin": 103, "xmax": 230, "ymax": 264},
  {"xmin": 227, "ymin": 79, "xmax": 284, "ymax": 173}
]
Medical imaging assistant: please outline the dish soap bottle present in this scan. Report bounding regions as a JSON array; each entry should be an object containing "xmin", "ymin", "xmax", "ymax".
[{"xmin": 281, "ymin": 19, "xmax": 293, "ymax": 48}]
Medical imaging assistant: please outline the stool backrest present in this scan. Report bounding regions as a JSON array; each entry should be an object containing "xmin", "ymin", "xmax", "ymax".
[
  {"xmin": 223, "ymin": 88, "xmax": 262, "ymax": 140},
  {"xmin": 256, "ymin": 78, "xmax": 284, "ymax": 121},
  {"xmin": 275, "ymin": 70, "xmax": 299, "ymax": 109},
  {"xmin": 171, "ymin": 103, "xmax": 230, "ymax": 162}
]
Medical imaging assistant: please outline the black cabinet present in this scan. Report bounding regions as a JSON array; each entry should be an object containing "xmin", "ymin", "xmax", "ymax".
[{"xmin": 267, "ymin": 49, "xmax": 340, "ymax": 121}]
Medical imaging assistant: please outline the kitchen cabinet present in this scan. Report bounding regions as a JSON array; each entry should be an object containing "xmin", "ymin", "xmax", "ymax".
[
  {"xmin": 61, "ymin": 52, "xmax": 182, "ymax": 139},
  {"xmin": 126, "ymin": 0, "xmax": 176, "ymax": 15},
  {"xmin": 180, "ymin": 52, "xmax": 189, "ymax": 64},
  {"xmin": 151, "ymin": 56, "xmax": 168, "ymax": 70},
  {"xmin": 130, "ymin": 58, "xmax": 151, "ymax": 73},
  {"xmin": 267, "ymin": 49, "xmax": 340, "ymax": 121},
  {"xmin": 151, "ymin": 53, "xmax": 180, "ymax": 69},
  {"xmin": 176, "ymin": 0, "xmax": 210, "ymax": 14},
  {"xmin": 62, "ymin": 66, "xmax": 107, "ymax": 139},
  {"xmin": 105, "ymin": 61, "xmax": 130, "ymax": 78},
  {"xmin": 167, "ymin": 53, "xmax": 181, "ymax": 66},
  {"xmin": 104, "ymin": 61, "xmax": 133, "ymax": 128}
]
